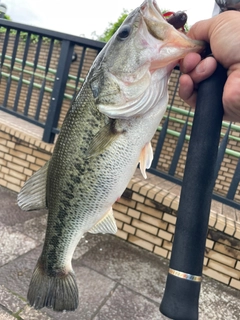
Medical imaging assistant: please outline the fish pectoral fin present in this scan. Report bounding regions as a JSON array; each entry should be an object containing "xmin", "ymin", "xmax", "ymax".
[
  {"xmin": 86, "ymin": 120, "xmax": 123, "ymax": 158},
  {"xmin": 88, "ymin": 207, "xmax": 118, "ymax": 234},
  {"xmin": 17, "ymin": 161, "xmax": 49, "ymax": 211},
  {"xmin": 139, "ymin": 142, "xmax": 153, "ymax": 179}
]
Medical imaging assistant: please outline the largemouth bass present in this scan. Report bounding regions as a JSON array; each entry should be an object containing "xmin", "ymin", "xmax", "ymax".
[{"xmin": 18, "ymin": 0, "xmax": 204, "ymax": 312}]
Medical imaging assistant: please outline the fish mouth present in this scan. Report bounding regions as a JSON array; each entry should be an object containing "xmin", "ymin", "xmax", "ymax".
[{"xmin": 140, "ymin": 0, "xmax": 205, "ymax": 67}]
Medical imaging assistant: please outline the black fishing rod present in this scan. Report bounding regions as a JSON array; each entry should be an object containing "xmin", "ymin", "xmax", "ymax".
[
  {"xmin": 160, "ymin": 1, "xmax": 240, "ymax": 319},
  {"xmin": 160, "ymin": 62, "xmax": 226, "ymax": 320}
]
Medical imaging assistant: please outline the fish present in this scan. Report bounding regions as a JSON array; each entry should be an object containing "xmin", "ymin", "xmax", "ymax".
[{"xmin": 17, "ymin": 0, "xmax": 204, "ymax": 312}]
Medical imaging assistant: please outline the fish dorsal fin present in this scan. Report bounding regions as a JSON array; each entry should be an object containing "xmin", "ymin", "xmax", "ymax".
[
  {"xmin": 17, "ymin": 161, "xmax": 49, "ymax": 211},
  {"xmin": 86, "ymin": 120, "xmax": 123, "ymax": 158},
  {"xmin": 139, "ymin": 142, "xmax": 153, "ymax": 179},
  {"xmin": 88, "ymin": 207, "xmax": 117, "ymax": 234}
]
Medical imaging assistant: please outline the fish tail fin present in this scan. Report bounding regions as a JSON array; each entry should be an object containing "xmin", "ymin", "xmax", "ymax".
[{"xmin": 27, "ymin": 262, "xmax": 79, "ymax": 311}]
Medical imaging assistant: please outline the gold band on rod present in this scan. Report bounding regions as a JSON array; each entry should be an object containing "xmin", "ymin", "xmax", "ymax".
[{"xmin": 168, "ymin": 268, "xmax": 202, "ymax": 282}]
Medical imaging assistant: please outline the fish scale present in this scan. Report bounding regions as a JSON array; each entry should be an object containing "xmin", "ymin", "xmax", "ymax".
[
  {"xmin": 44, "ymin": 84, "xmax": 128, "ymax": 263},
  {"xmin": 18, "ymin": 0, "xmax": 205, "ymax": 312}
]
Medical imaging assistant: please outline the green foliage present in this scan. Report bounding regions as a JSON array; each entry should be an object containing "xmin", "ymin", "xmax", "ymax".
[
  {"xmin": 17, "ymin": 32, "xmax": 52, "ymax": 44},
  {"xmin": 97, "ymin": 9, "xmax": 129, "ymax": 42},
  {"xmin": 4, "ymin": 14, "xmax": 11, "ymax": 20},
  {"xmin": 95, "ymin": 8, "xmax": 190, "ymax": 42},
  {"xmin": 0, "ymin": 26, "xmax": 54, "ymax": 43},
  {"xmin": 184, "ymin": 23, "xmax": 190, "ymax": 32}
]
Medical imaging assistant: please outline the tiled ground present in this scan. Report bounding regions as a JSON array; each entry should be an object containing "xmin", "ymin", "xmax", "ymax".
[{"xmin": 0, "ymin": 185, "xmax": 240, "ymax": 320}]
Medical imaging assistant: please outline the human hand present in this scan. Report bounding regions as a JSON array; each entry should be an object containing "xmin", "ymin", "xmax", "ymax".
[{"xmin": 179, "ymin": 11, "xmax": 240, "ymax": 121}]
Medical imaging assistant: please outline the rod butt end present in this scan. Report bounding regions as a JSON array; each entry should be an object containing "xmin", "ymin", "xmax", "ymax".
[{"xmin": 160, "ymin": 273, "xmax": 201, "ymax": 320}]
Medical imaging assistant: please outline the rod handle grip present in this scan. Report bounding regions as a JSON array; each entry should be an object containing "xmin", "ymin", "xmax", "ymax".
[{"xmin": 159, "ymin": 62, "xmax": 227, "ymax": 320}]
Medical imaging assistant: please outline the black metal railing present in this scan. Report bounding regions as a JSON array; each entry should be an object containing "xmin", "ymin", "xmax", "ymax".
[
  {"xmin": 0, "ymin": 20, "xmax": 239, "ymax": 209},
  {"xmin": 0, "ymin": 19, "xmax": 105, "ymax": 143},
  {"xmin": 149, "ymin": 105, "xmax": 240, "ymax": 209}
]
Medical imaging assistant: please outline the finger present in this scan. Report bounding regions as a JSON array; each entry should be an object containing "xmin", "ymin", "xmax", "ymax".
[
  {"xmin": 187, "ymin": 56, "xmax": 217, "ymax": 84},
  {"xmin": 179, "ymin": 74, "xmax": 198, "ymax": 108},
  {"xmin": 180, "ymin": 53, "xmax": 202, "ymax": 74},
  {"xmin": 187, "ymin": 11, "xmax": 239, "ymax": 43},
  {"xmin": 223, "ymin": 66, "xmax": 240, "ymax": 121}
]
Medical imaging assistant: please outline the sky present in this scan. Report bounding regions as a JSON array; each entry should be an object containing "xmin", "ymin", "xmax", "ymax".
[{"xmin": 3, "ymin": 0, "xmax": 215, "ymax": 39}]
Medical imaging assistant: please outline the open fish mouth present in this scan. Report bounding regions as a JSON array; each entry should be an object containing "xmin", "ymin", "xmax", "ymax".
[{"xmin": 140, "ymin": 0, "xmax": 205, "ymax": 68}]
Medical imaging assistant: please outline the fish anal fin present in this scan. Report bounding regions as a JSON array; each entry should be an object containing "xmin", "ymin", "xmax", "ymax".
[
  {"xmin": 17, "ymin": 162, "xmax": 49, "ymax": 211},
  {"xmin": 86, "ymin": 120, "xmax": 124, "ymax": 158},
  {"xmin": 139, "ymin": 142, "xmax": 153, "ymax": 179},
  {"xmin": 88, "ymin": 207, "xmax": 117, "ymax": 234}
]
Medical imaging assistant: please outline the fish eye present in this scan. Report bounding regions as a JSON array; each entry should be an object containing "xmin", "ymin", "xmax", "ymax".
[{"xmin": 117, "ymin": 25, "xmax": 131, "ymax": 40}]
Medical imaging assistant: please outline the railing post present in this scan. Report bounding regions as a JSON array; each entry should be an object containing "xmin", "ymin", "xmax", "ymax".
[{"xmin": 42, "ymin": 40, "xmax": 74, "ymax": 143}]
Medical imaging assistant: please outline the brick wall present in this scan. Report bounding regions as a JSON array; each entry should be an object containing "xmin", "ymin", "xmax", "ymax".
[
  {"xmin": 112, "ymin": 176, "xmax": 240, "ymax": 291},
  {"xmin": 0, "ymin": 124, "xmax": 53, "ymax": 192}
]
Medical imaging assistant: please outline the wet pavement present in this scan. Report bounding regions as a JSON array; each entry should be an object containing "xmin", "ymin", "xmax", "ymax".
[{"xmin": 0, "ymin": 185, "xmax": 239, "ymax": 320}]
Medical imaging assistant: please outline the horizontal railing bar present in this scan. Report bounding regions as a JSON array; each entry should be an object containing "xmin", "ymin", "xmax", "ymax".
[
  {"xmin": 167, "ymin": 105, "xmax": 240, "ymax": 131},
  {"xmin": 0, "ymin": 19, "xmax": 105, "ymax": 50},
  {"xmin": 167, "ymin": 105, "xmax": 194, "ymax": 117},
  {"xmin": 0, "ymin": 54, "xmax": 85, "ymax": 83},
  {"xmin": 0, "ymin": 105, "xmax": 45, "ymax": 128},
  {"xmin": 162, "ymin": 115, "xmax": 240, "ymax": 142},
  {"xmin": 157, "ymin": 125, "xmax": 240, "ymax": 158},
  {"xmin": 157, "ymin": 126, "xmax": 190, "ymax": 140},
  {"xmin": 2, "ymin": 62, "xmax": 82, "ymax": 92},
  {"xmin": 147, "ymin": 168, "xmax": 240, "ymax": 209},
  {"xmin": 3, "ymin": 62, "xmax": 54, "ymax": 82},
  {"xmin": 0, "ymin": 71, "xmax": 74, "ymax": 100},
  {"xmin": 224, "ymin": 149, "xmax": 240, "ymax": 158},
  {"xmin": 1, "ymin": 71, "xmax": 52, "ymax": 91}
]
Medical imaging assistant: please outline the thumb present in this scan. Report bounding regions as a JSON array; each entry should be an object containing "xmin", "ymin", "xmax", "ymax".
[{"xmin": 186, "ymin": 19, "xmax": 212, "ymax": 43}]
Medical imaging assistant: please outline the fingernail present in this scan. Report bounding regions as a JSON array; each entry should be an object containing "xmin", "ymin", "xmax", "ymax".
[{"xmin": 196, "ymin": 60, "xmax": 206, "ymax": 74}]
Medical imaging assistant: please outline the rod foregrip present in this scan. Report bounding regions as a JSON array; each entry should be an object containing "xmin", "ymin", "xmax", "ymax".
[{"xmin": 160, "ymin": 63, "xmax": 227, "ymax": 320}]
